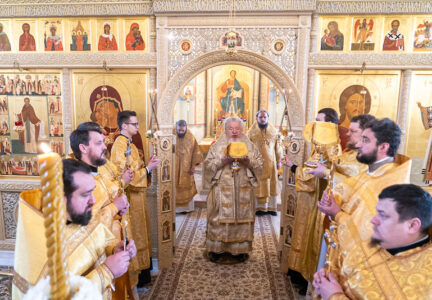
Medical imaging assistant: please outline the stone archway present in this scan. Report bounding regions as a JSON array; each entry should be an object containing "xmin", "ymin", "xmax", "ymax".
[{"xmin": 157, "ymin": 49, "xmax": 304, "ymax": 129}]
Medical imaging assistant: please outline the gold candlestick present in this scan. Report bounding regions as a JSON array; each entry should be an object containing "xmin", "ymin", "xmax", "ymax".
[{"xmin": 38, "ymin": 143, "xmax": 70, "ymax": 300}]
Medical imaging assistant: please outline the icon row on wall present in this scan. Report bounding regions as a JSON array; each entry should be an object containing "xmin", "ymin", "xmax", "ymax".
[
  {"xmin": 320, "ymin": 15, "xmax": 432, "ymax": 52},
  {"xmin": 0, "ymin": 18, "xmax": 149, "ymax": 52}
]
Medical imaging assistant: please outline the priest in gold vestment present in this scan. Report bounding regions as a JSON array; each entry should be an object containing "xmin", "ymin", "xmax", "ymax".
[
  {"xmin": 204, "ymin": 117, "xmax": 263, "ymax": 262},
  {"xmin": 314, "ymin": 184, "xmax": 432, "ymax": 299},
  {"xmin": 174, "ymin": 120, "xmax": 203, "ymax": 213},
  {"xmin": 247, "ymin": 110, "xmax": 282, "ymax": 216},
  {"xmin": 111, "ymin": 110, "xmax": 159, "ymax": 287},
  {"xmin": 13, "ymin": 159, "xmax": 136, "ymax": 300},
  {"xmin": 70, "ymin": 122, "xmax": 135, "ymax": 299},
  {"xmin": 283, "ymin": 108, "xmax": 340, "ymax": 285},
  {"xmin": 318, "ymin": 118, "xmax": 411, "ymax": 277}
]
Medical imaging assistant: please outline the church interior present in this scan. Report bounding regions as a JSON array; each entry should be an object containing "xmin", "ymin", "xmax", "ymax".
[{"xmin": 1, "ymin": 0, "xmax": 432, "ymax": 299}]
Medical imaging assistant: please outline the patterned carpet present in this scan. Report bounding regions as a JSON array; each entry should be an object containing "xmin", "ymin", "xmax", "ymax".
[{"xmin": 144, "ymin": 208, "xmax": 296, "ymax": 299}]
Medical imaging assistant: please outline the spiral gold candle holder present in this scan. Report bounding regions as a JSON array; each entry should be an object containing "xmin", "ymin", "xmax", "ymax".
[{"xmin": 38, "ymin": 145, "xmax": 70, "ymax": 300}]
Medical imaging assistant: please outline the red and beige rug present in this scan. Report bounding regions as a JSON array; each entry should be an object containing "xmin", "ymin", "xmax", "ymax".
[{"xmin": 145, "ymin": 209, "xmax": 295, "ymax": 299}]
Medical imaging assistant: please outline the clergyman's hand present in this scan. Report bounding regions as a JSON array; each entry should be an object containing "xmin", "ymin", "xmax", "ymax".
[
  {"xmin": 113, "ymin": 195, "xmax": 129, "ymax": 215},
  {"xmin": 239, "ymin": 156, "xmax": 250, "ymax": 167},
  {"xmin": 104, "ymin": 251, "xmax": 131, "ymax": 278},
  {"xmin": 318, "ymin": 191, "xmax": 340, "ymax": 218},
  {"xmin": 126, "ymin": 239, "xmax": 137, "ymax": 258},
  {"xmin": 316, "ymin": 272, "xmax": 345, "ymax": 300},
  {"xmin": 221, "ymin": 156, "xmax": 233, "ymax": 166},
  {"xmin": 122, "ymin": 168, "xmax": 134, "ymax": 185},
  {"xmin": 188, "ymin": 167, "xmax": 195, "ymax": 175},
  {"xmin": 308, "ymin": 162, "xmax": 326, "ymax": 178},
  {"xmin": 281, "ymin": 155, "xmax": 294, "ymax": 168},
  {"xmin": 147, "ymin": 155, "xmax": 160, "ymax": 171}
]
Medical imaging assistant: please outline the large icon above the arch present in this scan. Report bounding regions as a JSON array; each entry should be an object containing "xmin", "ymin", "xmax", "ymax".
[
  {"xmin": 314, "ymin": 70, "xmax": 401, "ymax": 150},
  {"xmin": 72, "ymin": 70, "xmax": 149, "ymax": 159}
]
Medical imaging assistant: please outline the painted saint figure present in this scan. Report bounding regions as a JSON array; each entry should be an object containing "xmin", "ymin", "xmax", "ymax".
[
  {"xmin": 18, "ymin": 97, "xmax": 41, "ymax": 153},
  {"xmin": 44, "ymin": 23, "xmax": 63, "ymax": 51},
  {"xmin": 125, "ymin": 23, "xmax": 145, "ymax": 51},
  {"xmin": 320, "ymin": 21, "xmax": 344, "ymax": 50},
  {"xmin": 98, "ymin": 22, "xmax": 118, "ymax": 51},
  {"xmin": 217, "ymin": 70, "xmax": 247, "ymax": 118},
  {"xmin": 19, "ymin": 23, "xmax": 36, "ymax": 51},
  {"xmin": 383, "ymin": 20, "xmax": 404, "ymax": 51},
  {"xmin": 0, "ymin": 23, "xmax": 11, "ymax": 51}
]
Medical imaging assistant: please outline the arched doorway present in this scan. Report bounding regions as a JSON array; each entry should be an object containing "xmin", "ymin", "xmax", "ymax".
[
  {"xmin": 158, "ymin": 49, "xmax": 304, "ymax": 128},
  {"xmin": 155, "ymin": 49, "xmax": 304, "ymax": 268}
]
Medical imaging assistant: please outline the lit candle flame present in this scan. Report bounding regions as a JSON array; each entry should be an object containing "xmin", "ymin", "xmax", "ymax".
[{"xmin": 40, "ymin": 142, "xmax": 51, "ymax": 154}]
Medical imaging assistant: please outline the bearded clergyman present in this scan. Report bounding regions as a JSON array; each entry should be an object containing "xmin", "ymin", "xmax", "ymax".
[
  {"xmin": 204, "ymin": 117, "xmax": 263, "ymax": 263},
  {"xmin": 174, "ymin": 120, "xmax": 203, "ymax": 213}
]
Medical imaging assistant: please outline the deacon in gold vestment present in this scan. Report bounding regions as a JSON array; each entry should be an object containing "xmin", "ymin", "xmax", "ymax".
[
  {"xmin": 319, "ymin": 118, "xmax": 411, "ymax": 277},
  {"xmin": 13, "ymin": 159, "xmax": 137, "ymax": 300},
  {"xmin": 174, "ymin": 120, "xmax": 203, "ymax": 213},
  {"xmin": 247, "ymin": 110, "xmax": 282, "ymax": 215},
  {"xmin": 283, "ymin": 108, "xmax": 341, "ymax": 283},
  {"xmin": 111, "ymin": 110, "xmax": 159, "ymax": 287},
  {"xmin": 70, "ymin": 122, "xmax": 135, "ymax": 299},
  {"xmin": 314, "ymin": 184, "xmax": 432, "ymax": 300},
  {"xmin": 204, "ymin": 117, "xmax": 263, "ymax": 262}
]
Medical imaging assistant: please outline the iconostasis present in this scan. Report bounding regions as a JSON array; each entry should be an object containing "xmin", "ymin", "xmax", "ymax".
[
  {"xmin": 319, "ymin": 15, "xmax": 432, "ymax": 52},
  {"xmin": 0, "ymin": 70, "xmax": 63, "ymax": 176},
  {"xmin": 0, "ymin": 17, "xmax": 149, "ymax": 52},
  {"xmin": 173, "ymin": 64, "xmax": 289, "ymax": 142}
]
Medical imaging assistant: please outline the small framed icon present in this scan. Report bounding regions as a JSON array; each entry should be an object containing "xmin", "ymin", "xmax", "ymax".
[{"xmin": 271, "ymin": 39, "xmax": 286, "ymax": 55}]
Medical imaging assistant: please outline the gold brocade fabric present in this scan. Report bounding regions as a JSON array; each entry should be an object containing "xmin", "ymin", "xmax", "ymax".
[
  {"xmin": 13, "ymin": 190, "xmax": 117, "ymax": 300},
  {"xmin": 333, "ymin": 238, "xmax": 432, "ymax": 299},
  {"xmin": 328, "ymin": 155, "xmax": 412, "ymax": 277},
  {"xmin": 247, "ymin": 122, "xmax": 283, "ymax": 203},
  {"xmin": 204, "ymin": 134, "xmax": 263, "ymax": 254},
  {"xmin": 332, "ymin": 149, "xmax": 368, "ymax": 185},
  {"xmin": 174, "ymin": 130, "xmax": 203, "ymax": 206},
  {"xmin": 111, "ymin": 135, "xmax": 151, "ymax": 271},
  {"xmin": 288, "ymin": 141, "xmax": 343, "ymax": 282}
]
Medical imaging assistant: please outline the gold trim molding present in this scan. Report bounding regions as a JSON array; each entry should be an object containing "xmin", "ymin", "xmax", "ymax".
[
  {"xmin": 309, "ymin": 53, "xmax": 432, "ymax": 69},
  {"xmin": 317, "ymin": 0, "xmax": 432, "ymax": 14},
  {"xmin": 0, "ymin": 0, "xmax": 430, "ymax": 17},
  {"xmin": 153, "ymin": 0, "xmax": 316, "ymax": 13},
  {"xmin": 0, "ymin": 53, "xmax": 157, "ymax": 69}
]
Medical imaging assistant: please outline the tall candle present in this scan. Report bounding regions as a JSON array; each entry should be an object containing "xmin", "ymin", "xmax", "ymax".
[{"xmin": 38, "ymin": 144, "xmax": 70, "ymax": 300}]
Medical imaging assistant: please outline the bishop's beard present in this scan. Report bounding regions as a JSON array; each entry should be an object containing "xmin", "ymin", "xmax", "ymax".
[{"xmin": 258, "ymin": 122, "xmax": 268, "ymax": 130}]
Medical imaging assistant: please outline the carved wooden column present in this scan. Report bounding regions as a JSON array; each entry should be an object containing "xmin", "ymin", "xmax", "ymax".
[
  {"xmin": 61, "ymin": 68, "xmax": 73, "ymax": 154},
  {"xmin": 397, "ymin": 69, "xmax": 413, "ymax": 153},
  {"xmin": 305, "ymin": 68, "xmax": 316, "ymax": 123},
  {"xmin": 296, "ymin": 15, "xmax": 311, "ymax": 114},
  {"xmin": 310, "ymin": 14, "xmax": 319, "ymax": 53}
]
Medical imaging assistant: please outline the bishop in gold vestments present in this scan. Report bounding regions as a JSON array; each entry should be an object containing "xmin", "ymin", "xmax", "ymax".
[
  {"xmin": 247, "ymin": 113, "xmax": 282, "ymax": 214},
  {"xmin": 13, "ymin": 190, "xmax": 117, "ymax": 300},
  {"xmin": 204, "ymin": 118, "xmax": 263, "ymax": 256},
  {"xmin": 174, "ymin": 121, "xmax": 203, "ymax": 213},
  {"xmin": 111, "ymin": 134, "xmax": 152, "ymax": 282}
]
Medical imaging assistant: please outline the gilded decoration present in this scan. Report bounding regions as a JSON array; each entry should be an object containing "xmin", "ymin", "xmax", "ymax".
[
  {"xmin": 317, "ymin": 1, "xmax": 432, "ymax": 14},
  {"xmin": 157, "ymin": 50, "xmax": 304, "ymax": 130},
  {"xmin": 2, "ymin": 192, "xmax": 19, "ymax": 239},
  {"xmin": 166, "ymin": 27, "xmax": 297, "ymax": 80}
]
